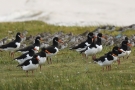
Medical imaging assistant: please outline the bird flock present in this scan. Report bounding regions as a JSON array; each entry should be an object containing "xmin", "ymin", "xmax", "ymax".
[{"xmin": 0, "ymin": 27, "xmax": 133, "ymax": 76}]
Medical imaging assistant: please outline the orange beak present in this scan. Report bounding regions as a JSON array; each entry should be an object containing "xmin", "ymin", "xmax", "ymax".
[
  {"xmin": 58, "ymin": 39, "xmax": 63, "ymax": 43},
  {"xmin": 102, "ymin": 36, "xmax": 107, "ymax": 40},
  {"xmin": 20, "ymin": 34, "xmax": 24, "ymax": 38},
  {"xmin": 40, "ymin": 38, "xmax": 42, "ymax": 41},
  {"xmin": 40, "ymin": 38, "xmax": 45, "ymax": 42},
  {"xmin": 112, "ymin": 54, "xmax": 117, "ymax": 56},
  {"xmin": 45, "ymin": 50, "xmax": 51, "ymax": 54},
  {"xmin": 127, "ymin": 43, "xmax": 132, "ymax": 47}
]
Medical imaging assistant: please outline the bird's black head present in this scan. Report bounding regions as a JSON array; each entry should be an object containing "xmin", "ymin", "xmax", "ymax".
[
  {"xmin": 88, "ymin": 32, "xmax": 94, "ymax": 38},
  {"xmin": 53, "ymin": 37, "xmax": 59, "ymax": 41},
  {"xmin": 16, "ymin": 32, "xmax": 21, "ymax": 38},
  {"xmin": 15, "ymin": 32, "xmax": 23, "ymax": 42},
  {"xmin": 112, "ymin": 46, "xmax": 123, "ymax": 55},
  {"xmin": 35, "ymin": 36, "xmax": 41, "ymax": 41},
  {"xmin": 53, "ymin": 37, "xmax": 63, "ymax": 43},
  {"xmin": 112, "ymin": 46, "xmax": 119, "ymax": 51},
  {"xmin": 29, "ymin": 46, "xmax": 36, "ymax": 51},
  {"xmin": 122, "ymin": 40, "xmax": 128, "ymax": 46},
  {"xmin": 105, "ymin": 51, "xmax": 112, "ymax": 56},
  {"xmin": 33, "ymin": 54, "xmax": 39, "ymax": 61},
  {"xmin": 97, "ymin": 33, "xmax": 102, "ymax": 37},
  {"xmin": 125, "ymin": 37, "xmax": 128, "ymax": 41}
]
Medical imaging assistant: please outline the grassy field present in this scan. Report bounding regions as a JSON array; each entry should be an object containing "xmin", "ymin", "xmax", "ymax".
[{"xmin": 0, "ymin": 21, "xmax": 135, "ymax": 90}]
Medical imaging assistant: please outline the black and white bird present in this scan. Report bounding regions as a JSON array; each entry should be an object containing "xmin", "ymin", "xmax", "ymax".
[
  {"xmin": 117, "ymin": 40, "xmax": 132, "ymax": 65},
  {"xmin": 0, "ymin": 32, "xmax": 23, "ymax": 57},
  {"xmin": 17, "ymin": 54, "xmax": 39, "ymax": 76},
  {"xmin": 81, "ymin": 37, "xmax": 98, "ymax": 61},
  {"xmin": 93, "ymin": 50, "xmax": 118, "ymax": 71},
  {"xmin": 95, "ymin": 33, "xmax": 106, "ymax": 54},
  {"xmin": 45, "ymin": 37, "xmax": 63, "ymax": 64},
  {"xmin": 36, "ymin": 47, "xmax": 47, "ymax": 71},
  {"xmin": 16, "ymin": 36, "xmax": 42, "ymax": 54},
  {"xmin": 14, "ymin": 46, "xmax": 36, "ymax": 64},
  {"xmin": 69, "ymin": 32, "xmax": 94, "ymax": 52},
  {"xmin": 94, "ymin": 52, "xmax": 114, "ymax": 71},
  {"xmin": 123, "ymin": 37, "xmax": 132, "ymax": 59}
]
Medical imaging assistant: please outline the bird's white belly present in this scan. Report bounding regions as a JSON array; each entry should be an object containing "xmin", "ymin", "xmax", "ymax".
[
  {"xmin": 118, "ymin": 52, "xmax": 127, "ymax": 57},
  {"xmin": 126, "ymin": 51, "xmax": 131, "ymax": 56},
  {"xmin": 113, "ymin": 56, "xmax": 118, "ymax": 61},
  {"xmin": 85, "ymin": 47, "xmax": 98, "ymax": 56},
  {"xmin": 98, "ymin": 59, "xmax": 113, "ymax": 66},
  {"xmin": 38, "ymin": 57, "xmax": 46, "ymax": 65},
  {"xmin": 96, "ymin": 45, "xmax": 102, "ymax": 52},
  {"xmin": 23, "ymin": 64, "xmax": 39, "ymax": 71}
]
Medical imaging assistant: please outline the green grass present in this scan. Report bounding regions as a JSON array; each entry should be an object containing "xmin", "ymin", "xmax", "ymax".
[{"xmin": 0, "ymin": 21, "xmax": 135, "ymax": 90}]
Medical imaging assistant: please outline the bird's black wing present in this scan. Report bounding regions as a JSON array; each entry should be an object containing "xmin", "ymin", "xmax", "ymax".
[
  {"xmin": 16, "ymin": 45, "xmax": 33, "ymax": 52},
  {"xmin": 0, "ymin": 41, "xmax": 17, "ymax": 48},
  {"xmin": 99, "ymin": 56, "xmax": 106, "ymax": 62},
  {"xmin": 46, "ymin": 46, "xmax": 57, "ymax": 53},
  {"xmin": 17, "ymin": 59, "xmax": 30, "ymax": 67},
  {"xmin": 14, "ymin": 53, "xmax": 28, "ymax": 60},
  {"xmin": 70, "ymin": 41, "xmax": 86, "ymax": 50}
]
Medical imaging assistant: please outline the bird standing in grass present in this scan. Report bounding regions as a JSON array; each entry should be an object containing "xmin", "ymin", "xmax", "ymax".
[
  {"xmin": 69, "ymin": 32, "xmax": 94, "ymax": 52},
  {"xmin": 0, "ymin": 32, "xmax": 23, "ymax": 57},
  {"xmin": 16, "ymin": 36, "xmax": 42, "ymax": 54},
  {"xmin": 117, "ymin": 40, "xmax": 132, "ymax": 65},
  {"xmin": 36, "ymin": 47, "xmax": 47, "ymax": 71},
  {"xmin": 123, "ymin": 37, "xmax": 132, "ymax": 59},
  {"xmin": 95, "ymin": 33, "xmax": 106, "ymax": 53},
  {"xmin": 14, "ymin": 46, "xmax": 36, "ymax": 64},
  {"xmin": 45, "ymin": 37, "xmax": 63, "ymax": 64},
  {"xmin": 17, "ymin": 54, "xmax": 39, "ymax": 76},
  {"xmin": 92, "ymin": 46, "xmax": 122, "ymax": 71},
  {"xmin": 81, "ymin": 36, "xmax": 98, "ymax": 62},
  {"xmin": 93, "ymin": 51, "xmax": 114, "ymax": 71}
]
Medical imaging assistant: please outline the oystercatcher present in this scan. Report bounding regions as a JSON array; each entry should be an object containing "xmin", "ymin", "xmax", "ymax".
[
  {"xmin": 16, "ymin": 36, "xmax": 42, "ymax": 54},
  {"xmin": 93, "ymin": 51, "xmax": 114, "ymax": 71},
  {"xmin": 45, "ymin": 37, "xmax": 63, "ymax": 64},
  {"xmin": 14, "ymin": 46, "xmax": 36, "ymax": 64},
  {"xmin": 0, "ymin": 32, "xmax": 23, "ymax": 57},
  {"xmin": 81, "ymin": 37, "xmax": 98, "ymax": 61},
  {"xmin": 17, "ymin": 54, "xmax": 39, "ymax": 76},
  {"xmin": 69, "ymin": 32, "xmax": 94, "ymax": 52},
  {"xmin": 117, "ymin": 40, "xmax": 131, "ymax": 65},
  {"xmin": 36, "ymin": 47, "xmax": 47, "ymax": 71}
]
